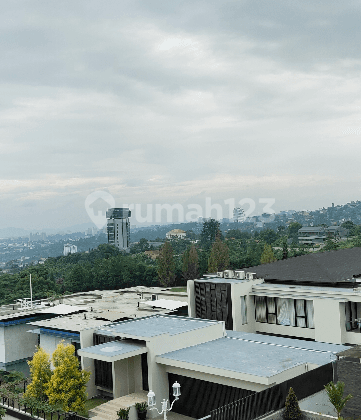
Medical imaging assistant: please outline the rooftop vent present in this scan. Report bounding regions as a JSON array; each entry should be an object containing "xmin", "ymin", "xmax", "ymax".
[
  {"xmin": 234, "ymin": 271, "xmax": 245, "ymax": 280},
  {"xmin": 217, "ymin": 272, "xmax": 224, "ymax": 278},
  {"xmin": 224, "ymin": 270, "xmax": 235, "ymax": 279}
]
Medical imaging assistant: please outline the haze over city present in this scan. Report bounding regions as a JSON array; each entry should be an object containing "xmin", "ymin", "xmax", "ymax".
[{"xmin": 2, "ymin": 1, "xmax": 361, "ymax": 230}]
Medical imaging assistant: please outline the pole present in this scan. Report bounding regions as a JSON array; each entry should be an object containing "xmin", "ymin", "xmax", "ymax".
[{"xmin": 30, "ymin": 274, "xmax": 33, "ymax": 308}]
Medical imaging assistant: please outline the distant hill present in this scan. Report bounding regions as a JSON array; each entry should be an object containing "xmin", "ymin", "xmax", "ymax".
[{"xmin": 0, "ymin": 227, "xmax": 29, "ymax": 239}]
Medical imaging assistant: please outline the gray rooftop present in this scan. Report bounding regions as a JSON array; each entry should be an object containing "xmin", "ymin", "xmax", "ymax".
[
  {"xmin": 97, "ymin": 315, "xmax": 219, "ymax": 338},
  {"xmin": 225, "ymin": 331, "xmax": 349, "ymax": 354},
  {"xmin": 79, "ymin": 340, "xmax": 146, "ymax": 358},
  {"xmin": 158, "ymin": 336, "xmax": 349, "ymax": 379}
]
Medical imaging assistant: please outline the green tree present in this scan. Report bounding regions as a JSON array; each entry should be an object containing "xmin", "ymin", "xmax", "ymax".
[
  {"xmin": 282, "ymin": 239, "xmax": 288, "ymax": 260},
  {"xmin": 287, "ymin": 222, "xmax": 302, "ymax": 243},
  {"xmin": 182, "ymin": 244, "xmax": 199, "ymax": 280},
  {"xmin": 324, "ymin": 381, "xmax": 352, "ymax": 420},
  {"xmin": 324, "ymin": 238, "xmax": 338, "ymax": 251},
  {"xmin": 208, "ymin": 236, "xmax": 229, "ymax": 273},
  {"xmin": 25, "ymin": 347, "xmax": 52, "ymax": 402},
  {"xmin": 46, "ymin": 342, "xmax": 90, "ymax": 412},
  {"xmin": 284, "ymin": 387, "xmax": 302, "ymax": 420},
  {"xmin": 260, "ymin": 244, "xmax": 276, "ymax": 264},
  {"xmin": 157, "ymin": 242, "xmax": 176, "ymax": 287},
  {"xmin": 201, "ymin": 219, "xmax": 221, "ymax": 251}
]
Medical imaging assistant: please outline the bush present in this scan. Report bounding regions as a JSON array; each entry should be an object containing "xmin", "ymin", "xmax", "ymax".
[
  {"xmin": 117, "ymin": 407, "xmax": 130, "ymax": 419},
  {"xmin": 283, "ymin": 387, "xmax": 302, "ymax": 420}
]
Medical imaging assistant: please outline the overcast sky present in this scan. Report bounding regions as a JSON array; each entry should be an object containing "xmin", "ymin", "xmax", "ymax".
[{"xmin": 2, "ymin": 1, "xmax": 361, "ymax": 230}]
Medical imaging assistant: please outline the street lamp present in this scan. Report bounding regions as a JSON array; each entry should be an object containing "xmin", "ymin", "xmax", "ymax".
[{"xmin": 147, "ymin": 382, "xmax": 181, "ymax": 420}]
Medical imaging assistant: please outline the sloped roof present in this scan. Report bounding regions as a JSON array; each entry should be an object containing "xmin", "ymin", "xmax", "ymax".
[{"xmin": 244, "ymin": 247, "xmax": 361, "ymax": 284}]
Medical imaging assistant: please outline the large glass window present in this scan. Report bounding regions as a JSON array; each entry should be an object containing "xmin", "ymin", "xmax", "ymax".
[
  {"xmin": 345, "ymin": 301, "xmax": 358, "ymax": 331},
  {"xmin": 255, "ymin": 296, "xmax": 314, "ymax": 329}
]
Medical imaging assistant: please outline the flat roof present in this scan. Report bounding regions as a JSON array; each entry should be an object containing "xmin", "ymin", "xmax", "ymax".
[
  {"xmin": 158, "ymin": 336, "xmax": 348, "ymax": 379},
  {"xmin": 29, "ymin": 313, "xmax": 110, "ymax": 332},
  {"xmin": 225, "ymin": 331, "xmax": 349, "ymax": 354},
  {"xmin": 97, "ymin": 315, "xmax": 220, "ymax": 338},
  {"xmin": 195, "ymin": 277, "xmax": 245, "ymax": 284},
  {"xmin": 78, "ymin": 340, "xmax": 147, "ymax": 362}
]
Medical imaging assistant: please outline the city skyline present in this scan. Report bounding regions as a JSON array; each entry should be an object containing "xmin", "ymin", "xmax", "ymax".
[{"xmin": 2, "ymin": 1, "xmax": 361, "ymax": 229}]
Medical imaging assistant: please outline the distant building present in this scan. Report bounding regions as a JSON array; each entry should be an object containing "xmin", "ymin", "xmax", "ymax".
[
  {"xmin": 298, "ymin": 226, "xmax": 348, "ymax": 245},
  {"xmin": 166, "ymin": 229, "xmax": 186, "ymax": 240},
  {"xmin": 29, "ymin": 232, "xmax": 46, "ymax": 242},
  {"xmin": 233, "ymin": 207, "xmax": 245, "ymax": 223},
  {"xmin": 106, "ymin": 208, "xmax": 131, "ymax": 251},
  {"xmin": 63, "ymin": 244, "xmax": 77, "ymax": 256}
]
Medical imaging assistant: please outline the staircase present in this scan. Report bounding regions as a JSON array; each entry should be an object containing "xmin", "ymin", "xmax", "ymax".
[{"xmin": 89, "ymin": 391, "xmax": 147, "ymax": 420}]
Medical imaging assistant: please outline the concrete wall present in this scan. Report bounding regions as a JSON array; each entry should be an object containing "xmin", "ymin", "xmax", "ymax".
[
  {"xmin": 113, "ymin": 355, "xmax": 142, "ymax": 398},
  {"xmin": 80, "ymin": 328, "xmax": 97, "ymax": 398},
  {"xmin": 231, "ymin": 280, "xmax": 263, "ymax": 332},
  {"xmin": 187, "ymin": 281, "xmax": 195, "ymax": 318},
  {"xmin": 164, "ymin": 366, "xmax": 269, "ymax": 392},
  {"xmin": 146, "ymin": 321, "xmax": 224, "ymax": 418},
  {"xmin": 39, "ymin": 334, "xmax": 72, "ymax": 365},
  {"xmin": 4, "ymin": 324, "xmax": 38, "ymax": 364},
  {"xmin": 314, "ymin": 300, "xmax": 343, "ymax": 344}
]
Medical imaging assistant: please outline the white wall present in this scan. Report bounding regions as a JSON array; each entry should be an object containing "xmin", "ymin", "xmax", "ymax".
[
  {"xmin": 314, "ymin": 300, "xmax": 343, "ymax": 344},
  {"xmin": 80, "ymin": 328, "xmax": 98, "ymax": 398},
  {"xmin": 4, "ymin": 324, "xmax": 38, "ymax": 363},
  {"xmin": 146, "ymin": 321, "xmax": 224, "ymax": 418},
  {"xmin": 231, "ymin": 280, "xmax": 263, "ymax": 332}
]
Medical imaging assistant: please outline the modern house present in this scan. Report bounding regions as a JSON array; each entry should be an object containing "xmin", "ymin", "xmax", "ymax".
[
  {"xmin": 0, "ymin": 302, "xmax": 83, "ymax": 375},
  {"xmin": 188, "ymin": 248, "xmax": 361, "ymax": 346},
  {"xmin": 77, "ymin": 314, "xmax": 347, "ymax": 419},
  {"xmin": 298, "ymin": 226, "xmax": 348, "ymax": 244},
  {"xmin": 165, "ymin": 229, "xmax": 186, "ymax": 240}
]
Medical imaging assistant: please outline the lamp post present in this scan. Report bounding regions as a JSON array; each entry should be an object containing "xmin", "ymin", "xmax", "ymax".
[{"xmin": 147, "ymin": 382, "xmax": 181, "ymax": 420}]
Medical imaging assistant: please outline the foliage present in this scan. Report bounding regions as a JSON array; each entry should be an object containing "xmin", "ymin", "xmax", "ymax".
[
  {"xmin": 182, "ymin": 244, "xmax": 199, "ymax": 280},
  {"xmin": 0, "ymin": 407, "xmax": 5, "ymax": 419},
  {"xmin": 208, "ymin": 235, "xmax": 230, "ymax": 273},
  {"xmin": 283, "ymin": 387, "xmax": 302, "ymax": 420},
  {"xmin": 260, "ymin": 244, "xmax": 276, "ymax": 264},
  {"xmin": 157, "ymin": 241, "xmax": 176, "ymax": 287},
  {"xmin": 46, "ymin": 342, "xmax": 91, "ymax": 412},
  {"xmin": 135, "ymin": 402, "xmax": 148, "ymax": 412},
  {"xmin": 324, "ymin": 238, "xmax": 339, "ymax": 251},
  {"xmin": 200, "ymin": 219, "xmax": 221, "ymax": 251},
  {"xmin": 117, "ymin": 407, "xmax": 130, "ymax": 419},
  {"xmin": 25, "ymin": 346, "xmax": 52, "ymax": 401},
  {"xmin": 282, "ymin": 239, "xmax": 288, "ymax": 260},
  {"xmin": 324, "ymin": 381, "xmax": 352, "ymax": 420}
]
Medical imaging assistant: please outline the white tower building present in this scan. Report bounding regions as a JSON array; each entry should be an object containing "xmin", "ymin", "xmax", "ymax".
[{"xmin": 106, "ymin": 208, "xmax": 131, "ymax": 251}]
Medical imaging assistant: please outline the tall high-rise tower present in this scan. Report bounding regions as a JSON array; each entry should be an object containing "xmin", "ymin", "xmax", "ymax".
[{"xmin": 106, "ymin": 208, "xmax": 131, "ymax": 251}]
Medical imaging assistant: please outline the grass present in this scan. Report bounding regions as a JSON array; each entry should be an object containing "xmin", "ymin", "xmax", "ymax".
[{"xmin": 170, "ymin": 287, "xmax": 187, "ymax": 293}]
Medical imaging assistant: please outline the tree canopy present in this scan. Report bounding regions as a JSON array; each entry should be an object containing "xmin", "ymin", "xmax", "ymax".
[{"xmin": 46, "ymin": 342, "xmax": 90, "ymax": 412}]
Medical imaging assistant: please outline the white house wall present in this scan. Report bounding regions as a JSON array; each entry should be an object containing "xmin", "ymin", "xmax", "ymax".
[
  {"xmin": 313, "ymin": 300, "xmax": 343, "ymax": 344},
  {"xmin": 164, "ymin": 366, "xmax": 267, "ymax": 392},
  {"xmin": 146, "ymin": 321, "xmax": 224, "ymax": 418},
  {"xmin": 80, "ymin": 328, "xmax": 99, "ymax": 399},
  {"xmin": 39, "ymin": 334, "xmax": 72, "ymax": 367},
  {"xmin": 231, "ymin": 280, "xmax": 263, "ymax": 332},
  {"xmin": 4, "ymin": 324, "xmax": 38, "ymax": 364}
]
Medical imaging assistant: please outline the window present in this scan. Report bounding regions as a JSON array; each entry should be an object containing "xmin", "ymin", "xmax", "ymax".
[
  {"xmin": 345, "ymin": 301, "xmax": 358, "ymax": 331},
  {"xmin": 255, "ymin": 297, "xmax": 314, "ymax": 329}
]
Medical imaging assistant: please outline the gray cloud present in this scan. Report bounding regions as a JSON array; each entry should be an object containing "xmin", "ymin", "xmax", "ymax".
[{"xmin": 1, "ymin": 1, "xmax": 361, "ymax": 228}]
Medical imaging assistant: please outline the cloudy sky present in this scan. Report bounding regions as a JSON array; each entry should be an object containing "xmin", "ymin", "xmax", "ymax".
[{"xmin": 2, "ymin": 1, "xmax": 361, "ymax": 230}]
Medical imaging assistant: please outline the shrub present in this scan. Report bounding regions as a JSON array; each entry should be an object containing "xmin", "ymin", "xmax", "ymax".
[{"xmin": 283, "ymin": 387, "xmax": 302, "ymax": 420}]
